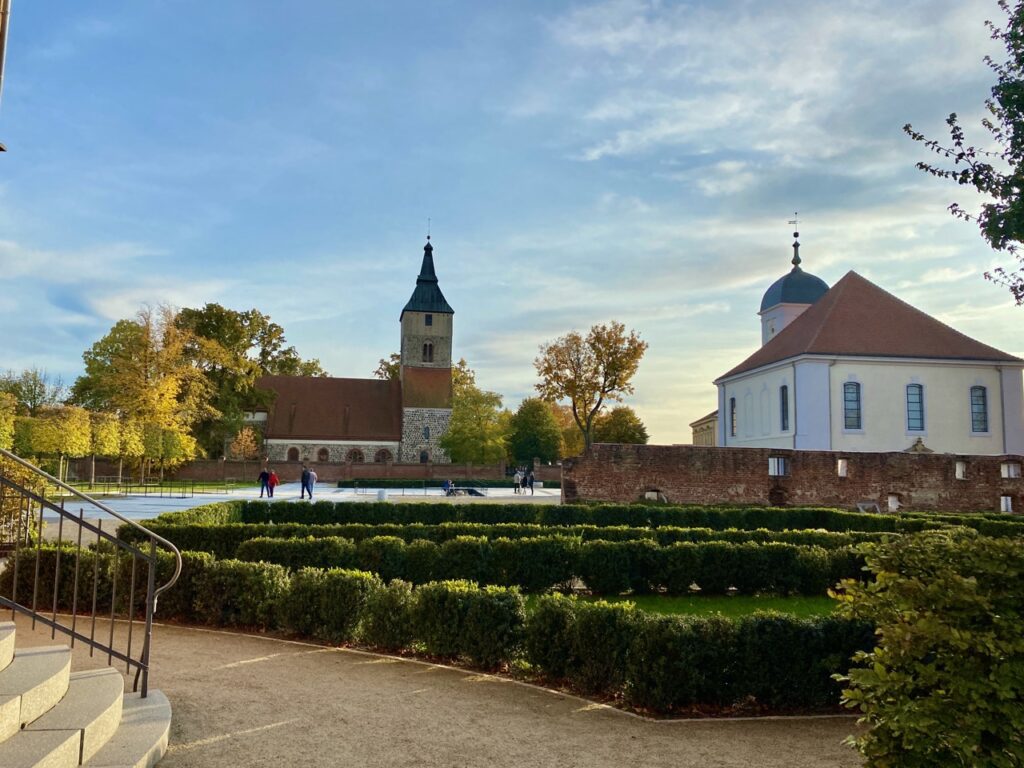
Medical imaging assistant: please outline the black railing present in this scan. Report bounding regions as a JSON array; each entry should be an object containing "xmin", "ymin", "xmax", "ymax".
[{"xmin": 0, "ymin": 449, "xmax": 182, "ymax": 698}]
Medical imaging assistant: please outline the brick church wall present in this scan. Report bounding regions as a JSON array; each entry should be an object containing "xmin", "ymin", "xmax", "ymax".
[{"xmin": 561, "ymin": 443, "xmax": 1024, "ymax": 513}]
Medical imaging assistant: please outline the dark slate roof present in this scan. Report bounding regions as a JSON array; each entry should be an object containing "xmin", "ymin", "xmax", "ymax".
[
  {"xmin": 719, "ymin": 271, "xmax": 1022, "ymax": 381},
  {"xmin": 760, "ymin": 266, "xmax": 830, "ymax": 311},
  {"xmin": 402, "ymin": 240, "xmax": 454, "ymax": 317},
  {"xmin": 258, "ymin": 375, "xmax": 403, "ymax": 441}
]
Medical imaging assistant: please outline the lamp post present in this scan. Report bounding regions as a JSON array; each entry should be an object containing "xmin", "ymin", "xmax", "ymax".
[{"xmin": 0, "ymin": 0, "xmax": 12, "ymax": 151}]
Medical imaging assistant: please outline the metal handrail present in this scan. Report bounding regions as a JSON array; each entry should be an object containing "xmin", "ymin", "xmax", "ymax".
[{"xmin": 0, "ymin": 448, "xmax": 183, "ymax": 697}]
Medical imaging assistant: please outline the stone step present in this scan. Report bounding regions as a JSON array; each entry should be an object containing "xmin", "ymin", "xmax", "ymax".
[
  {"xmin": 0, "ymin": 620, "xmax": 15, "ymax": 671},
  {"xmin": 84, "ymin": 690, "xmax": 171, "ymax": 768},
  {"xmin": 26, "ymin": 667, "xmax": 125, "ymax": 764},
  {"xmin": 0, "ymin": 729, "xmax": 80, "ymax": 768},
  {"xmin": 0, "ymin": 646, "xmax": 71, "ymax": 739}
]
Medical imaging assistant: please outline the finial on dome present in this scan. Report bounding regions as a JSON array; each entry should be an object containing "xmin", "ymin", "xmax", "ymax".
[{"xmin": 787, "ymin": 212, "xmax": 801, "ymax": 268}]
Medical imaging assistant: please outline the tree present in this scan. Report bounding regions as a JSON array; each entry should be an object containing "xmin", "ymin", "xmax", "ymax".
[
  {"xmin": 905, "ymin": 0, "xmax": 1024, "ymax": 302},
  {"xmin": 549, "ymin": 403, "xmax": 585, "ymax": 458},
  {"xmin": 534, "ymin": 321, "xmax": 648, "ymax": 450},
  {"xmin": 0, "ymin": 368, "xmax": 68, "ymax": 416},
  {"xmin": 175, "ymin": 303, "xmax": 327, "ymax": 455},
  {"xmin": 87, "ymin": 412, "xmax": 121, "ymax": 487},
  {"xmin": 70, "ymin": 306, "xmax": 214, "ymax": 459},
  {"xmin": 0, "ymin": 392, "xmax": 15, "ymax": 450},
  {"xmin": 508, "ymin": 398, "xmax": 562, "ymax": 464},
  {"xmin": 592, "ymin": 406, "xmax": 649, "ymax": 444},
  {"xmin": 229, "ymin": 426, "xmax": 261, "ymax": 461},
  {"xmin": 31, "ymin": 406, "xmax": 92, "ymax": 482},
  {"xmin": 440, "ymin": 385, "xmax": 509, "ymax": 464},
  {"xmin": 835, "ymin": 529, "xmax": 1024, "ymax": 766},
  {"xmin": 373, "ymin": 353, "xmax": 402, "ymax": 380}
]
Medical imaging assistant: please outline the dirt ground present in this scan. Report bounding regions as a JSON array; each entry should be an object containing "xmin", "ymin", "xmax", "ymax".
[{"xmin": 11, "ymin": 614, "xmax": 863, "ymax": 768}]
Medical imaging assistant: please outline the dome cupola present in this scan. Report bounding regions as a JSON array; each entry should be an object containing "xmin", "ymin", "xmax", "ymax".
[{"xmin": 758, "ymin": 230, "xmax": 829, "ymax": 345}]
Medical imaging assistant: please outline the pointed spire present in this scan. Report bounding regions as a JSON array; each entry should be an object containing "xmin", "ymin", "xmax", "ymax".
[
  {"xmin": 791, "ymin": 230, "xmax": 802, "ymax": 269},
  {"xmin": 402, "ymin": 237, "xmax": 453, "ymax": 317},
  {"xmin": 418, "ymin": 237, "xmax": 438, "ymax": 282}
]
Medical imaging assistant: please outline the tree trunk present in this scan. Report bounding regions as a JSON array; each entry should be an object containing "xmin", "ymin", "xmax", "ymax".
[
  {"xmin": 117, "ymin": 457, "xmax": 123, "ymax": 486},
  {"xmin": 90, "ymin": 455, "xmax": 96, "ymax": 489}
]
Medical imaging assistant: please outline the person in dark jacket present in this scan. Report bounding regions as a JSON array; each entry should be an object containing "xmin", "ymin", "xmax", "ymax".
[
  {"xmin": 300, "ymin": 465, "xmax": 311, "ymax": 499},
  {"xmin": 258, "ymin": 469, "xmax": 270, "ymax": 498}
]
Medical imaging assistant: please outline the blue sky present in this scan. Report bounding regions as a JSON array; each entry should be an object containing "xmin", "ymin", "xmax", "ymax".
[{"xmin": 1, "ymin": 0, "xmax": 1020, "ymax": 444}]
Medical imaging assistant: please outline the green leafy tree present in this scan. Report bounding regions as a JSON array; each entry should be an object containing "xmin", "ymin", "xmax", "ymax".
[
  {"xmin": 905, "ymin": 0, "xmax": 1024, "ymax": 302},
  {"xmin": 175, "ymin": 303, "xmax": 327, "ymax": 456},
  {"xmin": 440, "ymin": 385, "xmax": 509, "ymax": 464},
  {"xmin": 549, "ymin": 402, "xmax": 584, "ymax": 458},
  {"xmin": 0, "ymin": 392, "xmax": 15, "ymax": 450},
  {"xmin": 835, "ymin": 529, "xmax": 1024, "ymax": 766},
  {"xmin": 31, "ymin": 406, "xmax": 92, "ymax": 482},
  {"xmin": 508, "ymin": 398, "xmax": 562, "ymax": 464},
  {"xmin": 87, "ymin": 412, "xmax": 122, "ymax": 487},
  {"xmin": 592, "ymin": 405, "xmax": 649, "ymax": 444},
  {"xmin": 373, "ymin": 353, "xmax": 402, "ymax": 380},
  {"xmin": 0, "ymin": 367, "xmax": 68, "ymax": 416},
  {"xmin": 535, "ymin": 321, "xmax": 648, "ymax": 450}
]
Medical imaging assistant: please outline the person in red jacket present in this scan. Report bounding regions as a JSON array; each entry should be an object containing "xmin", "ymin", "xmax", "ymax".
[{"xmin": 268, "ymin": 470, "xmax": 280, "ymax": 498}]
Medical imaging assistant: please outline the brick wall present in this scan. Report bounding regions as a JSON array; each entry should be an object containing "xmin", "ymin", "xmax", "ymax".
[{"xmin": 562, "ymin": 444, "xmax": 1024, "ymax": 513}]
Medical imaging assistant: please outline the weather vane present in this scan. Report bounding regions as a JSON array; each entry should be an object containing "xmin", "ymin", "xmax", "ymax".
[
  {"xmin": 427, "ymin": 217, "xmax": 431, "ymax": 240},
  {"xmin": 788, "ymin": 212, "xmax": 799, "ymax": 234}
]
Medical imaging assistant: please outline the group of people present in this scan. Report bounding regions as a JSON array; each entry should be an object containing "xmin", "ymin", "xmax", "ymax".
[
  {"xmin": 257, "ymin": 469, "xmax": 280, "ymax": 498},
  {"xmin": 255, "ymin": 466, "xmax": 316, "ymax": 498},
  {"xmin": 512, "ymin": 468, "xmax": 536, "ymax": 495}
]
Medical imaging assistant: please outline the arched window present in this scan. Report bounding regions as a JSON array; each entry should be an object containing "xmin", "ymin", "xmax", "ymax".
[
  {"xmin": 419, "ymin": 450, "xmax": 429, "ymax": 464},
  {"xmin": 286, "ymin": 447, "xmax": 299, "ymax": 462},
  {"xmin": 729, "ymin": 397, "xmax": 737, "ymax": 437},
  {"xmin": 779, "ymin": 385, "xmax": 789, "ymax": 432},
  {"xmin": 970, "ymin": 386, "xmax": 988, "ymax": 432},
  {"xmin": 346, "ymin": 449, "xmax": 365, "ymax": 463},
  {"xmin": 906, "ymin": 384, "xmax": 924, "ymax": 432},
  {"xmin": 422, "ymin": 342, "xmax": 434, "ymax": 363},
  {"xmin": 317, "ymin": 448, "xmax": 330, "ymax": 463},
  {"xmin": 423, "ymin": 426, "xmax": 430, "ymax": 440},
  {"xmin": 843, "ymin": 382, "xmax": 862, "ymax": 430},
  {"xmin": 374, "ymin": 449, "xmax": 393, "ymax": 463}
]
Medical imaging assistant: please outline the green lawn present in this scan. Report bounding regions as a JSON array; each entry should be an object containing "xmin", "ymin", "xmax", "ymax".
[{"xmin": 527, "ymin": 594, "xmax": 837, "ymax": 619}]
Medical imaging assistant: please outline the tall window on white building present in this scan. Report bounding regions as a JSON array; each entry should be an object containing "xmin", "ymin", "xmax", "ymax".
[
  {"xmin": 906, "ymin": 384, "xmax": 925, "ymax": 432},
  {"xmin": 970, "ymin": 386, "xmax": 989, "ymax": 433},
  {"xmin": 843, "ymin": 382, "xmax": 861, "ymax": 430},
  {"xmin": 729, "ymin": 397, "xmax": 737, "ymax": 437},
  {"xmin": 779, "ymin": 385, "xmax": 789, "ymax": 432}
]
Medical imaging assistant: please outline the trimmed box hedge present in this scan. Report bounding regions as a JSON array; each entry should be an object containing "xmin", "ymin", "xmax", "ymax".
[{"xmin": 0, "ymin": 544, "xmax": 872, "ymax": 713}]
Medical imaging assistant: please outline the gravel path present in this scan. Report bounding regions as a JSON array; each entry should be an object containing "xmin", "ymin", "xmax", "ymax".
[{"xmin": 12, "ymin": 615, "xmax": 863, "ymax": 767}]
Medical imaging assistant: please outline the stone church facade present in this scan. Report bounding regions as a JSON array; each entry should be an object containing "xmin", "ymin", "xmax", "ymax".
[{"xmin": 256, "ymin": 239, "xmax": 455, "ymax": 465}]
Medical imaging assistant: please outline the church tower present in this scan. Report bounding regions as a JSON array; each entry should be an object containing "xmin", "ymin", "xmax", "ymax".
[
  {"xmin": 399, "ymin": 238, "xmax": 454, "ymax": 463},
  {"xmin": 758, "ymin": 230, "xmax": 829, "ymax": 345}
]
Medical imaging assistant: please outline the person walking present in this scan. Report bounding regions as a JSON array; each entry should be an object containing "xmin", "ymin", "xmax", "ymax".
[
  {"xmin": 258, "ymin": 468, "xmax": 270, "ymax": 498},
  {"xmin": 513, "ymin": 469, "xmax": 522, "ymax": 494},
  {"xmin": 308, "ymin": 467, "xmax": 318, "ymax": 500},
  {"xmin": 527, "ymin": 470, "xmax": 535, "ymax": 496},
  {"xmin": 300, "ymin": 465, "xmax": 311, "ymax": 500},
  {"xmin": 268, "ymin": 470, "xmax": 279, "ymax": 498},
  {"xmin": 520, "ymin": 469, "xmax": 528, "ymax": 494}
]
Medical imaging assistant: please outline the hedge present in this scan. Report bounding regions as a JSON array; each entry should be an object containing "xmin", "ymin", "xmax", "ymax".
[
  {"xmin": 229, "ymin": 534, "xmax": 859, "ymax": 596},
  {"xmin": 0, "ymin": 545, "xmax": 872, "ymax": 713},
  {"xmin": 123, "ymin": 519, "xmax": 888, "ymax": 560},
  {"xmin": 161, "ymin": 500, "xmax": 1024, "ymax": 535},
  {"xmin": 337, "ymin": 478, "xmax": 561, "ymax": 490}
]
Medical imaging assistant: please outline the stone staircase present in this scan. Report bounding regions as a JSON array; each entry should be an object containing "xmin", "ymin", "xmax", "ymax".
[{"xmin": 0, "ymin": 621, "xmax": 170, "ymax": 767}]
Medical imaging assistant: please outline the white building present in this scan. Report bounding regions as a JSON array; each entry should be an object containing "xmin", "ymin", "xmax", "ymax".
[{"xmin": 712, "ymin": 236, "xmax": 1024, "ymax": 455}]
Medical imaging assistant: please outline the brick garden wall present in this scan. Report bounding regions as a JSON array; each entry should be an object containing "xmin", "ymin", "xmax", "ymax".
[{"xmin": 561, "ymin": 444, "xmax": 1024, "ymax": 513}]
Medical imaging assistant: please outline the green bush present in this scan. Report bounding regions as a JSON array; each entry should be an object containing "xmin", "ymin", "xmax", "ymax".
[
  {"xmin": 411, "ymin": 580, "xmax": 477, "ymax": 658},
  {"xmin": 489, "ymin": 536, "xmax": 577, "ymax": 592},
  {"xmin": 193, "ymin": 559, "xmax": 289, "ymax": 629},
  {"xmin": 625, "ymin": 613, "xmax": 737, "ymax": 710},
  {"xmin": 236, "ymin": 536, "xmax": 358, "ymax": 571},
  {"xmin": 461, "ymin": 585, "xmax": 525, "ymax": 668},
  {"xmin": 568, "ymin": 600, "xmax": 639, "ymax": 694},
  {"xmin": 836, "ymin": 530, "xmax": 1024, "ymax": 766},
  {"xmin": 360, "ymin": 579, "xmax": 416, "ymax": 651},
  {"xmin": 403, "ymin": 539, "xmax": 440, "ymax": 584},
  {"xmin": 355, "ymin": 536, "xmax": 407, "ymax": 582},
  {"xmin": 283, "ymin": 568, "xmax": 381, "ymax": 643},
  {"xmin": 435, "ymin": 536, "xmax": 491, "ymax": 582},
  {"xmin": 523, "ymin": 593, "xmax": 578, "ymax": 680}
]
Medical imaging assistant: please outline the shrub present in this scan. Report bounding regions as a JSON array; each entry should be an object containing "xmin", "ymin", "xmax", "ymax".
[
  {"xmin": 568, "ymin": 600, "xmax": 639, "ymax": 694},
  {"xmin": 283, "ymin": 568, "xmax": 381, "ymax": 643},
  {"xmin": 193, "ymin": 559, "xmax": 289, "ymax": 629},
  {"xmin": 523, "ymin": 593, "xmax": 577, "ymax": 679},
  {"xmin": 435, "ymin": 536, "xmax": 491, "ymax": 582},
  {"xmin": 836, "ymin": 529, "xmax": 1024, "ymax": 766},
  {"xmin": 625, "ymin": 613, "xmax": 737, "ymax": 710},
  {"xmin": 360, "ymin": 579, "xmax": 416, "ymax": 651},
  {"xmin": 412, "ymin": 580, "xmax": 477, "ymax": 658},
  {"xmin": 461, "ymin": 585, "xmax": 525, "ymax": 668},
  {"xmin": 403, "ymin": 539, "xmax": 440, "ymax": 584},
  {"xmin": 236, "ymin": 536, "xmax": 359, "ymax": 571},
  {"xmin": 355, "ymin": 536, "xmax": 407, "ymax": 582}
]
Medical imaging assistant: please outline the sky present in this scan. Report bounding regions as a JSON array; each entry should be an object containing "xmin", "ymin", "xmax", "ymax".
[{"xmin": 1, "ymin": 0, "xmax": 1021, "ymax": 444}]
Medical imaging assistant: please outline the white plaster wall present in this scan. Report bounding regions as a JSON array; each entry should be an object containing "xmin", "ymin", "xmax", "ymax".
[
  {"xmin": 794, "ymin": 360, "xmax": 831, "ymax": 450},
  {"xmin": 1001, "ymin": 367, "xmax": 1024, "ymax": 454},
  {"xmin": 830, "ymin": 361, "xmax": 1007, "ymax": 454},
  {"xmin": 759, "ymin": 303, "xmax": 812, "ymax": 345},
  {"xmin": 718, "ymin": 363, "xmax": 796, "ymax": 448}
]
